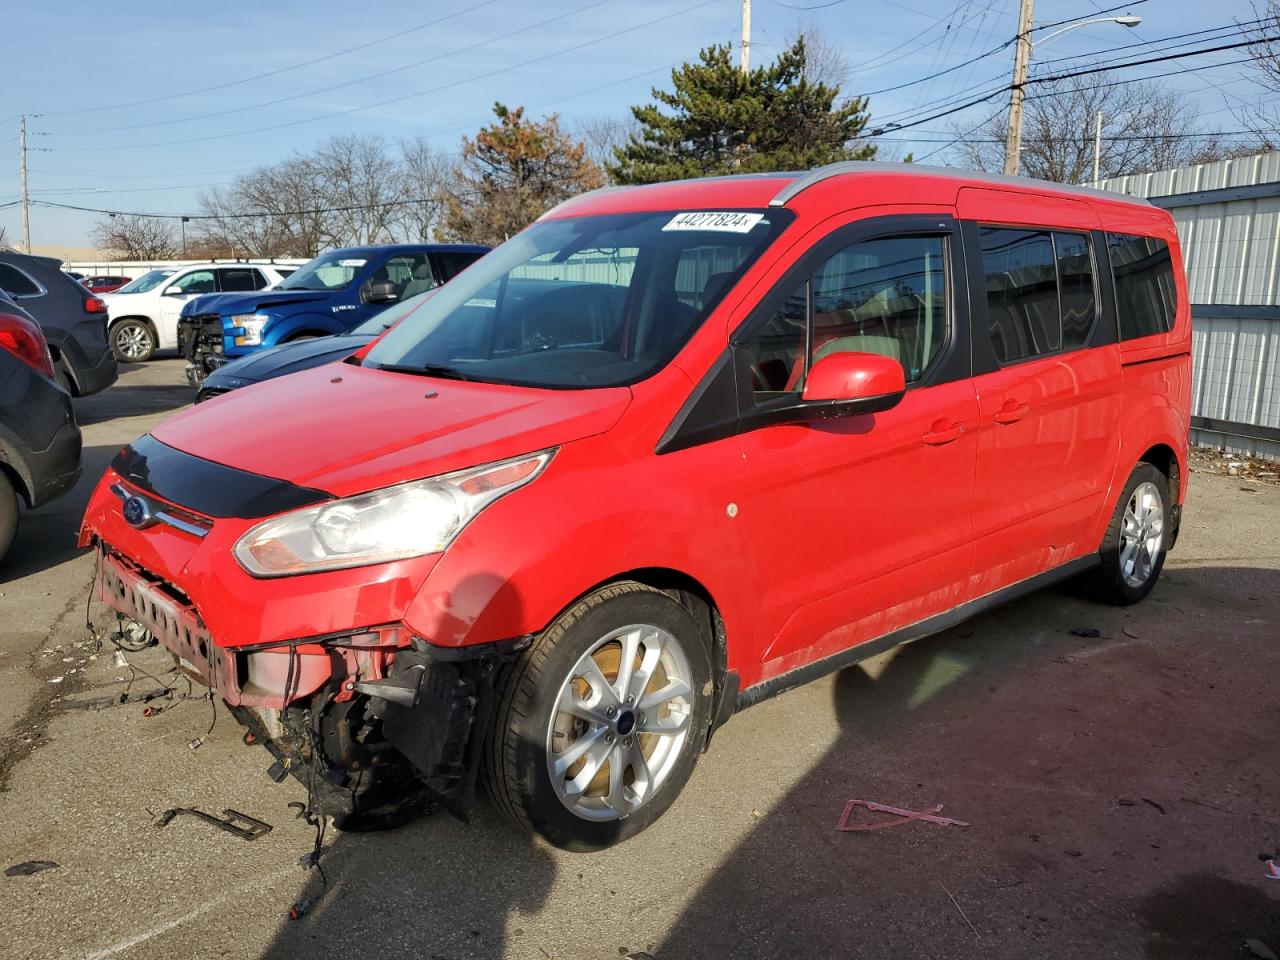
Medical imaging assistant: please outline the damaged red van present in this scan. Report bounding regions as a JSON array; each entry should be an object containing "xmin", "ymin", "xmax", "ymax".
[{"xmin": 80, "ymin": 163, "xmax": 1190, "ymax": 850}]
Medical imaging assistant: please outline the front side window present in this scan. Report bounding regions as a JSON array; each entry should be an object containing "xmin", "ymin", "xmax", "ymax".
[
  {"xmin": 1108, "ymin": 233, "xmax": 1176, "ymax": 340},
  {"xmin": 380, "ymin": 254, "xmax": 435, "ymax": 300},
  {"xmin": 363, "ymin": 210, "xmax": 790, "ymax": 388},
  {"xmin": 743, "ymin": 234, "xmax": 948, "ymax": 399},
  {"xmin": 170, "ymin": 270, "xmax": 216, "ymax": 295}
]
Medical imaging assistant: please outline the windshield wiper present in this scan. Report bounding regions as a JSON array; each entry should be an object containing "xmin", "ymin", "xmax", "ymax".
[{"xmin": 376, "ymin": 361, "xmax": 471, "ymax": 381}]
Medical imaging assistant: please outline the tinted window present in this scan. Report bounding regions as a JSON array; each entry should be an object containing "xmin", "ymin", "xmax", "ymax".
[
  {"xmin": 170, "ymin": 270, "xmax": 216, "ymax": 295},
  {"xmin": 1056, "ymin": 232, "xmax": 1096, "ymax": 349},
  {"xmin": 1108, "ymin": 233, "xmax": 1176, "ymax": 340},
  {"xmin": 980, "ymin": 228, "xmax": 1059, "ymax": 364},
  {"xmin": 744, "ymin": 234, "xmax": 948, "ymax": 398},
  {"xmin": 218, "ymin": 268, "xmax": 260, "ymax": 292},
  {"xmin": 436, "ymin": 252, "xmax": 481, "ymax": 282},
  {"xmin": 0, "ymin": 263, "xmax": 43, "ymax": 298}
]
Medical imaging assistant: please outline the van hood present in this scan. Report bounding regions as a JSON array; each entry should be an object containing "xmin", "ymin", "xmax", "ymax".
[
  {"xmin": 184, "ymin": 289, "xmax": 337, "ymax": 317},
  {"xmin": 151, "ymin": 362, "xmax": 631, "ymax": 498}
]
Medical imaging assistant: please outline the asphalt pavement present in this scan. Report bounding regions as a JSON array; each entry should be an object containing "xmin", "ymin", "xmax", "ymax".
[{"xmin": 1, "ymin": 358, "xmax": 1277, "ymax": 960}]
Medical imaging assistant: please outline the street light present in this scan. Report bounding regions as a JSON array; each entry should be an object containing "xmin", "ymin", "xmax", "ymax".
[{"xmin": 1002, "ymin": 6, "xmax": 1142, "ymax": 176}]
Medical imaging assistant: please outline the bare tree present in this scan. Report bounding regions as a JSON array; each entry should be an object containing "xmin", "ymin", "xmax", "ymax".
[
  {"xmin": 1234, "ymin": 3, "xmax": 1280, "ymax": 149},
  {"xmin": 790, "ymin": 25, "xmax": 851, "ymax": 87},
  {"xmin": 952, "ymin": 72, "xmax": 1229, "ymax": 182},
  {"xmin": 314, "ymin": 134, "xmax": 402, "ymax": 246},
  {"xmin": 91, "ymin": 214, "xmax": 180, "ymax": 259},
  {"xmin": 575, "ymin": 114, "xmax": 640, "ymax": 183},
  {"xmin": 198, "ymin": 155, "xmax": 332, "ymax": 257},
  {"xmin": 391, "ymin": 136, "xmax": 452, "ymax": 242}
]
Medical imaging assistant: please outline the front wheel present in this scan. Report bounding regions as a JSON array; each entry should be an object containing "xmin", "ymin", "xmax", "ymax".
[
  {"xmin": 483, "ymin": 582, "xmax": 712, "ymax": 851},
  {"xmin": 110, "ymin": 320, "xmax": 157, "ymax": 363},
  {"xmin": 1084, "ymin": 462, "xmax": 1171, "ymax": 605}
]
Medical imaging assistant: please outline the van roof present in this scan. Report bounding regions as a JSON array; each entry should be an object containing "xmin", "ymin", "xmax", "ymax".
[{"xmin": 544, "ymin": 162, "xmax": 1152, "ymax": 220}]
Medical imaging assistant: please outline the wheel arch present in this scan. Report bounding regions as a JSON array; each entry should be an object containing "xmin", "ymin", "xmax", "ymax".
[{"xmin": 1137, "ymin": 442, "xmax": 1181, "ymax": 501}]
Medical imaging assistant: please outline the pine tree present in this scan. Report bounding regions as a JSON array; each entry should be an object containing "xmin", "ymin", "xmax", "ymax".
[
  {"xmin": 441, "ymin": 104, "xmax": 604, "ymax": 247},
  {"xmin": 608, "ymin": 39, "xmax": 874, "ymax": 185}
]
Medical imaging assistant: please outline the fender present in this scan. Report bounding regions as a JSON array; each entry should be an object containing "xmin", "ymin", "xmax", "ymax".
[
  {"xmin": 400, "ymin": 435, "xmax": 761, "ymax": 684},
  {"xmin": 1085, "ymin": 356, "xmax": 1191, "ymax": 550},
  {"xmin": 0, "ymin": 429, "xmax": 34, "ymax": 504},
  {"xmin": 263, "ymin": 313, "xmax": 346, "ymax": 346}
]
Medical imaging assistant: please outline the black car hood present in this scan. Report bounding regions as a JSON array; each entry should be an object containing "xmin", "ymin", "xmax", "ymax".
[{"xmin": 204, "ymin": 334, "xmax": 375, "ymax": 387}]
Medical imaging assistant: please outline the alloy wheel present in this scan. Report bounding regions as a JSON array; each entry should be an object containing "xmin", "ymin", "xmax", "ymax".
[
  {"xmin": 113, "ymin": 324, "xmax": 152, "ymax": 361},
  {"xmin": 546, "ymin": 623, "xmax": 695, "ymax": 822},
  {"xmin": 1119, "ymin": 480, "xmax": 1165, "ymax": 588}
]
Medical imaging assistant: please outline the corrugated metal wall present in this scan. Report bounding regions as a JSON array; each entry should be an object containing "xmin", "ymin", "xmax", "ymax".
[{"xmin": 1098, "ymin": 152, "xmax": 1280, "ymax": 460}]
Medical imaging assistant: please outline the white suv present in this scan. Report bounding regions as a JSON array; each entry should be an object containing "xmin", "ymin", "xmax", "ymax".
[{"xmin": 103, "ymin": 263, "xmax": 288, "ymax": 362}]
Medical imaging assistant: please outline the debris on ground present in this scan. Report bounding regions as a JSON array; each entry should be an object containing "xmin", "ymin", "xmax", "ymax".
[
  {"xmin": 1265, "ymin": 860, "xmax": 1279, "ymax": 882},
  {"xmin": 1141, "ymin": 797, "xmax": 1166, "ymax": 815},
  {"xmin": 1246, "ymin": 938, "xmax": 1279, "ymax": 960},
  {"xmin": 152, "ymin": 807, "xmax": 272, "ymax": 841},
  {"xmin": 837, "ymin": 799, "xmax": 970, "ymax": 832},
  {"xmin": 1122, "ymin": 626, "xmax": 1141, "ymax": 639},
  {"xmin": 1069, "ymin": 627, "xmax": 1102, "ymax": 638},
  {"xmin": 1190, "ymin": 447, "xmax": 1280, "ymax": 485},
  {"xmin": 5, "ymin": 860, "xmax": 59, "ymax": 877},
  {"xmin": 938, "ymin": 879, "xmax": 980, "ymax": 939}
]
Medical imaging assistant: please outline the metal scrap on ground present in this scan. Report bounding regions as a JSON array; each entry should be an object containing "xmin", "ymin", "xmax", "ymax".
[{"xmin": 837, "ymin": 800, "xmax": 971, "ymax": 832}]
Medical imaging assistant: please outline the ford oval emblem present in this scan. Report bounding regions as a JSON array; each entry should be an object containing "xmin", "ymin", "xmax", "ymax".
[{"xmin": 122, "ymin": 495, "xmax": 152, "ymax": 528}]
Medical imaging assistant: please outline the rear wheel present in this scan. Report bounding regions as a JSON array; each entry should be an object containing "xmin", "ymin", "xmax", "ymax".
[
  {"xmin": 0, "ymin": 472, "xmax": 18, "ymax": 564},
  {"xmin": 110, "ymin": 320, "xmax": 156, "ymax": 363},
  {"xmin": 483, "ymin": 582, "xmax": 712, "ymax": 851},
  {"xmin": 1084, "ymin": 462, "xmax": 1171, "ymax": 605}
]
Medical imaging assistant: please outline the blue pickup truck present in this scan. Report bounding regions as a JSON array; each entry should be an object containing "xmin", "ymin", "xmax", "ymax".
[{"xmin": 178, "ymin": 243, "xmax": 487, "ymax": 385}]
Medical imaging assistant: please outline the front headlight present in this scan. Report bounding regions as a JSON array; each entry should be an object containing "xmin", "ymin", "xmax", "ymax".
[
  {"xmin": 233, "ymin": 449, "xmax": 555, "ymax": 577},
  {"xmin": 231, "ymin": 313, "xmax": 270, "ymax": 346}
]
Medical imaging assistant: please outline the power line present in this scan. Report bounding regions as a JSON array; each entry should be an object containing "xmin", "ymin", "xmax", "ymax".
[
  {"xmin": 48, "ymin": 0, "xmax": 720, "ymax": 153},
  {"xmin": 56, "ymin": 0, "xmax": 613, "ymax": 137},
  {"xmin": 37, "ymin": 1, "xmax": 501, "ymax": 119},
  {"xmin": 1033, "ymin": 0, "xmax": 1150, "ymax": 33}
]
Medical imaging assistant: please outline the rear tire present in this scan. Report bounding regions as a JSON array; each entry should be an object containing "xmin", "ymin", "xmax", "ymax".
[
  {"xmin": 0, "ymin": 472, "xmax": 18, "ymax": 564},
  {"xmin": 483, "ymin": 582, "xmax": 713, "ymax": 851},
  {"xmin": 110, "ymin": 320, "xmax": 156, "ymax": 363},
  {"xmin": 1083, "ymin": 462, "xmax": 1171, "ymax": 605}
]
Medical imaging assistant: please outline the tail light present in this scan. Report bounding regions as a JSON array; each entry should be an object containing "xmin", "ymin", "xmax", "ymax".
[
  {"xmin": 84, "ymin": 297, "xmax": 108, "ymax": 314},
  {"xmin": 0, "ymin": 312, "xmax": 57, "ymax": 379}
]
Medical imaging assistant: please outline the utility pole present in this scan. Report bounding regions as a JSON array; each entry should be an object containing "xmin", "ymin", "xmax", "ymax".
[
  {"xmin": 19, "ymin": 116, "xmax": 31, "ymax": 253},
  {"xmin": 1002, "ymin": 0, "xmax": 1034, "ymax": 176},
  {"xmin": 740, "ymin": 0, "xmax": 751, "ymax": 74},
  {"xmin": 1092, "ymin": 111, "xmax": 1103, "ymax": 184}
]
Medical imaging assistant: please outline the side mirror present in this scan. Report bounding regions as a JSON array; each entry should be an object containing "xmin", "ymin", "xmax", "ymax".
[
  {"xmin": 162, "ymin": 286, "xmax": 184, "ymax": 297},
  {"xmin": 363, "ymin": 281, "xmax": 399, "ymax": 305},
  {"xmin": 801, "ymin": 351, "xmax": 906, "ymax": 409}
]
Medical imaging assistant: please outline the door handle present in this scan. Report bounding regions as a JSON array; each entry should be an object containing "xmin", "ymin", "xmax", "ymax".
[
  {"xmin": 922, "ymin": 420, "xmax": 966, "ymax": 445},
  {"xmin": 993, "ymin": 401, "xmax": 1030, "ymax": 425}
]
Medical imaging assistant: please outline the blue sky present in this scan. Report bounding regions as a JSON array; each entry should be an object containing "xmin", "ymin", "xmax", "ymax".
[{"xmin": 0, "ymin": 0, "xmax": 1268, "ymax": 248}]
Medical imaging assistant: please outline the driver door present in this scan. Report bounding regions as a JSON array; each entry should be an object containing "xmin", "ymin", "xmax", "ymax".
[{"xmin": 730, "ymin": 214, "xmax": 979, "ymax": 681}]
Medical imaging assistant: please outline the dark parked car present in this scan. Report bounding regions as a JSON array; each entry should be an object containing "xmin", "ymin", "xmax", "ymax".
[
  {"xmin": 194, "ymin": 285, "xmax": 443, "ymax": 402},
  {"xmin": 81, "ymin": 275, "xmax": 131, "ymax": 295},
  {"xmin": 0, "ymin": 290, "xmax": 81, "ymax": 563},
  {"xmin": 0, "ymin": 252, "xmax": 117, "ymax": 396}
]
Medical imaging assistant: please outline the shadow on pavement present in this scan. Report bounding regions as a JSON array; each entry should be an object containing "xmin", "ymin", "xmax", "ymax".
[
  {"xmin": 74, "ymin": 379, "xmax": 192, "ymax": 426},
  {"xmin": 647, "ymin": 563, "xmax": 1280, "ymax": 959}
]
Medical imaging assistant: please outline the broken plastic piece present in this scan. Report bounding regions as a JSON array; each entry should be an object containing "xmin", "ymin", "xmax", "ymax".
[
  {"xmin": 153, "ymin": 807, "xmax": 272, "ymax": 841},
  {"xmin": 5, "ymin": 860, "xmax": 59, "ymax": 877},
  {"xmin": 289, "ymin": 897, "xmax": 313, "ymax": 920},
  {"xmin": 838, "ymin": 799, "xmax": 970, "ymax": 832},
  {"xmin": 1265, "ymin": 860, "xmax": 1279, "ymax": 882}
]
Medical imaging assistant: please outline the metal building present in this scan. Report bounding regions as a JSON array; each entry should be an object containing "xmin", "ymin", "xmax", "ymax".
[{"xmin": 1098, "ymin": 152, "xmax": 1280, "ymax": 461}]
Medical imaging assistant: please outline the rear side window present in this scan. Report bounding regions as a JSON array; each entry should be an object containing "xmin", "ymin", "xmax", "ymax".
[
  {"xmin": 218, "ymin": 268, "xmax": 261, "ymax": 292},
  {"xmin": 0, "ymin": 263, "xmax": 43, "ymax": 298},
  {"xmin": 979, "ymin": 227, "xmax": 1097, "ymax": 364},
  {"xmin": 743, "ymin": 234, "xmax": 949, "ymax": 398},
  {"xmin": 1107, "ymin": 233, "xmax": 1176, "ymax": 340},
  {"xmin": 435, "ymin": 252, "xmax": 481, "ymax": 282}
]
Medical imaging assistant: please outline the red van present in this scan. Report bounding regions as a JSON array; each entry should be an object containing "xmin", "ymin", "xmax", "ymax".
[{"xmin": 80, "ymin": 164, "xmax": 1190, "ymax": 849}]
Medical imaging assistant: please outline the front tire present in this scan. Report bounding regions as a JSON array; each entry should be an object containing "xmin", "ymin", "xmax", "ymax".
[
  {"xmin": 0, "ymin": 472, "xmax": 18, "ymax": 564},
  {"xmin": 110, "ymin": 320, "xmax": 157, "ymax": 363},
  {"xmin": 1085, "ymin": 462, "xmax": 1171, "ymax": 605},
  {"xmin": 483, "ymin": 582, "xmax": 712, "ymax": 851}
]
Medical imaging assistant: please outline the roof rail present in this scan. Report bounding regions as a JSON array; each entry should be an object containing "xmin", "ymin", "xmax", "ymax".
[{"xmin": 769, "ymin": 160, "xmax": 1151, "ymax": 207}]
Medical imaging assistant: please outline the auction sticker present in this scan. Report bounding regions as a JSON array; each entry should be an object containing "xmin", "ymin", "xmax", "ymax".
[{"xmin": 662, "ymin": 211, "xmax": 765, "ymax": 233}]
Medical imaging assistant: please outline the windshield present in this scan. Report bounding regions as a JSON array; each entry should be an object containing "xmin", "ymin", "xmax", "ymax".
[
  {"xmin": 351, "ymin": 287, "xmax": 439, "ymax": 336},
  {"xmin": 277, "ymin": 251, "xmax": 368, "ymax": 291},
  {"xmin": 115, "ymin": 270, "xmax": 174, "ymax": 294},
  {"xmin": 363, "ymin": 210, "xmax": 790, "ymax": 388}
]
